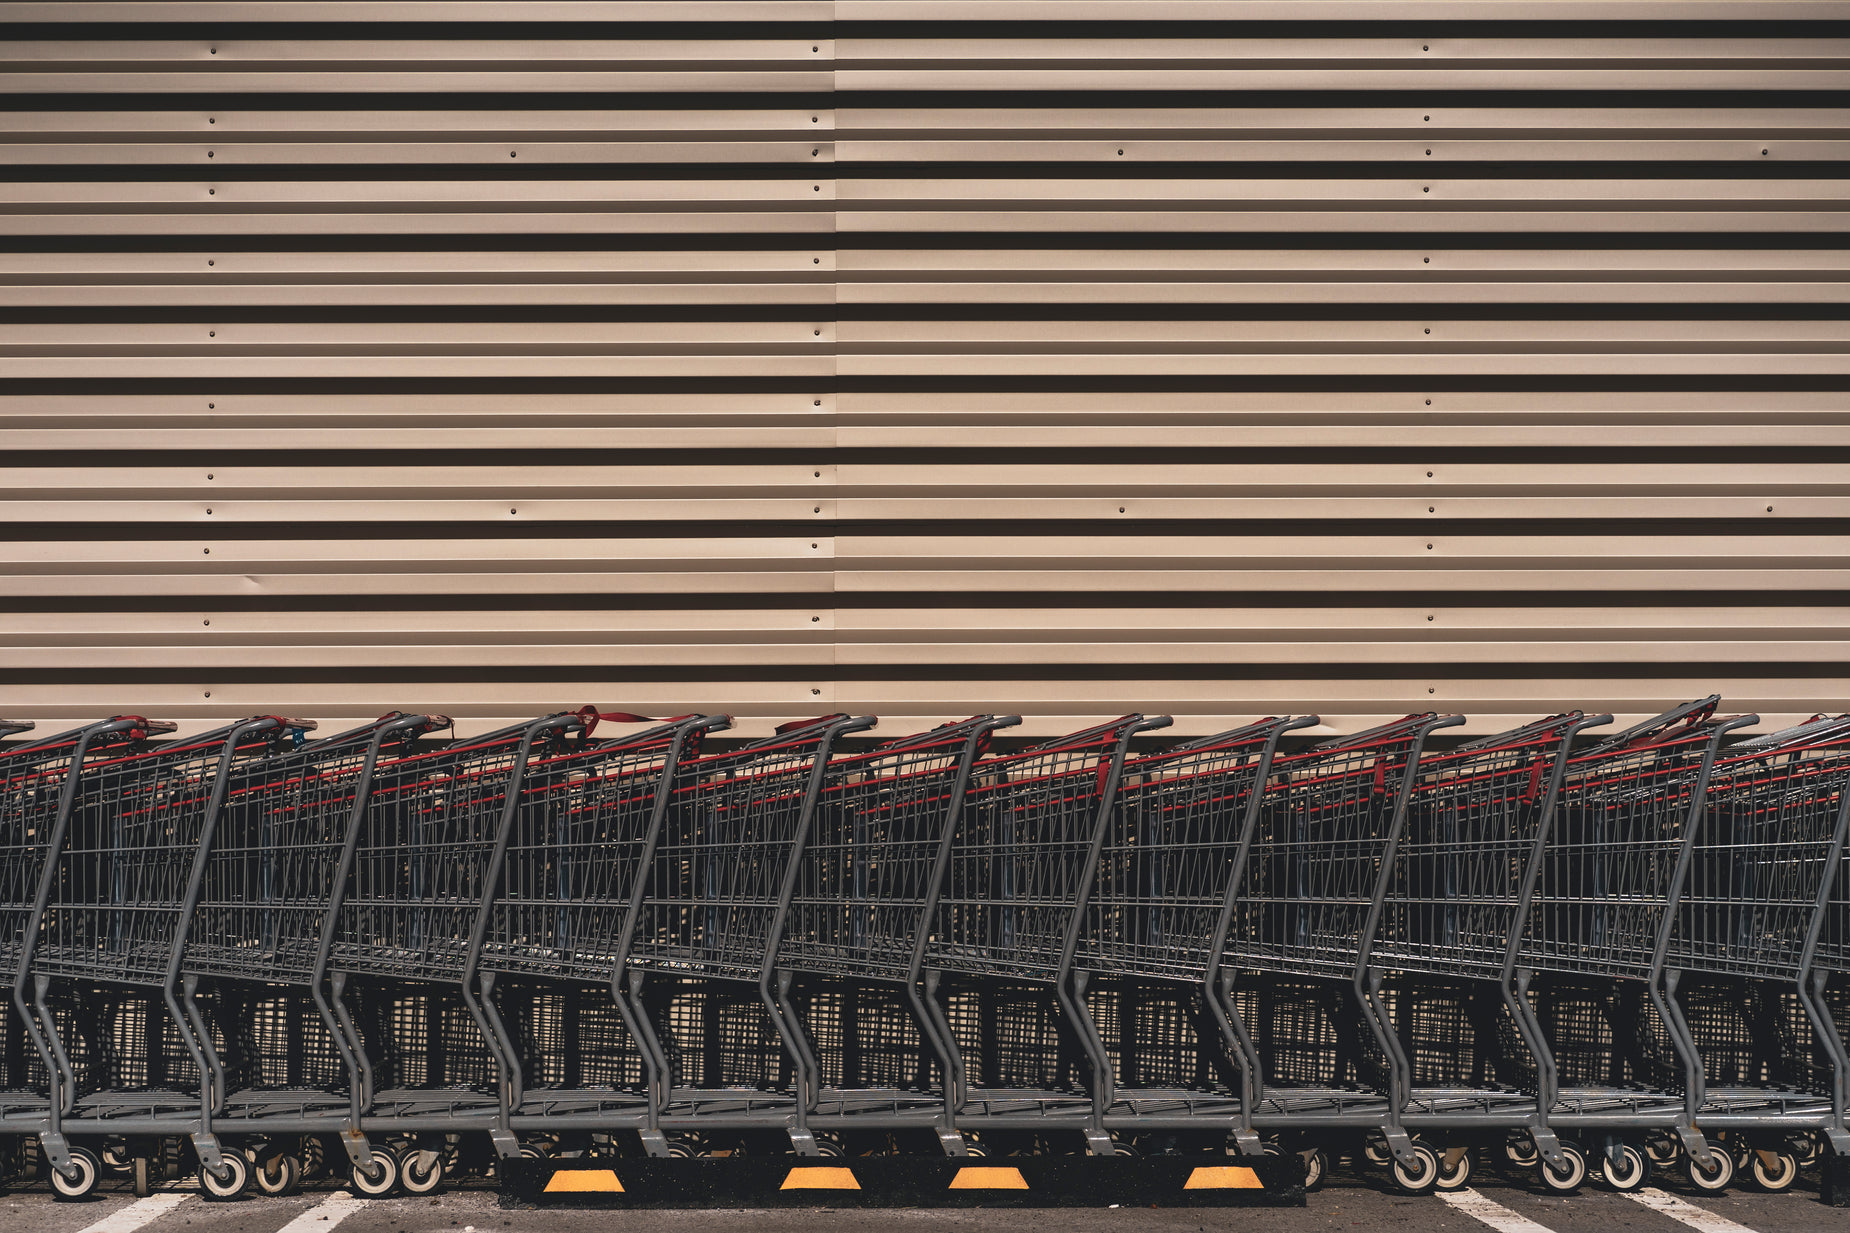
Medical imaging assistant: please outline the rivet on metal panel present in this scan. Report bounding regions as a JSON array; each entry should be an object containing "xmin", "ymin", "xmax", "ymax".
[
  {"xmin": 206, "ymin": 508, "xmax": 213, "ymax": 516},
  {"xmin": 813, "ymin": 149, "xmax": 819, "ymax": 156},
  {"xmin": 814, "ymin": 400, "xmax": 821, "ymax": 406},
  {"xmin": 1423, "ymin": 257, "xmax": 1430, "ymax": 263},
  {"xmin": 1768, "ymin": 506, "xmax": 1775, "ymax": 512},
  {"xmin": 1425, "ymin": 400, "xmax": 1432, "ymax": 405},
  {"xmin": 1425, "ymin": 150, "xmax": 1430, "ymax": 155},
  {"xmin": 1424, "ymin": 329, "xmax": 1430, "ymax": 334},
  {"xmin": 207, "ymin": 260, "xmax": 214, "ymax": 266},
  {"xmin": 209, "ymin": 331, "xmax": 215, "ymax": 337},
  {"xmin": 1429, "ymin": 688, "xmax": 1435, "ymax": 695},
  {"xmin": 208, "ymin": 151, "xmax": 215, "ymax": 158},
  {"xmin": 1426, "ymin": 544, "xmax": 1433, "ymax": 550},
  {"xmin": 812, "ymin": 117, "xmax": 818, "ymax": 123},
  {"xmin": 1427, "ymin": 471, "xmax": 1433, "ymax": 477},
  {"xmin": 209, "ymin": 189, "xmax": 215, "ymax": 194},
  {"xmin": 1763, "ymin": 149, "xmax": 1770, "ymax": 155},
  {"xmin": 814, "ymin": 185, "xmax": 820, "ymax": 191},
  {"xmin": 510, "ymin": 509, "xmax": 517, "ymax": 515},
  {"xmin": 811, "ymin": 689, "xmax": 821, "ymax": 696},
  {"xmin": 1422, "ymin": 187, "xmax": 1429, "ymax": 193},
  {"xmin": 205, "ymin": 691, "xmax": 212, "ymax": 697},
  {"xmin": 814, "ymin": 507, "xmax": 821, "ymax": 514},
  {"xmin": 210, "ymin": 47, "xmax": 217, "ymax": 54},
  {"xmin": 510, "ymin": 151, "xmax": 517, "ymax": 158},
  {"xmin": 1428, "ymin": 507, "xmax": 1434, "ymax": 513},
  {"xmin": 204, "ymin": 548, "xmax": 211, "ymax": 554},
  {"xmin": 1119, "ymin": 507, "xmax": 1126, "ymax": 513},
  {"xmin": 1428, "ymin": 616, "xmax": 1434, "ymax": 622},
  {"xmin": 812, "ymin": 543, "xmax": 818, "ymax": 549},
  {"xmin": 1422, "ymin": 45, "xmax": 1429, "ymax": 51},
  {"xmin": 1423, "ymin": 116, "xmax": 1430, "ymax": 121},
  {"xmin": 812, "ymin": 616, "xmax": 820, "ymax": 623},
  {"xmin": 203, "ymin": 620, "xmax": 210, "ymax": 627},
  {"xmin": 814, "ymin": 329, "xmax": 821, "ymax": 336},
  {"xmin": 207, "ymin": 473, "xmax": 213, "ymax": 479},
  {"xmin": 208, "ymin": 117, "xmax": 215, "ymax": 124},
  {"xmin": 814, "ymin": 472, "xmax": 821, "ymax": 478},
  {"xmin": 813, "ymin": 257, "xmax": 821, "ymax": 264}
]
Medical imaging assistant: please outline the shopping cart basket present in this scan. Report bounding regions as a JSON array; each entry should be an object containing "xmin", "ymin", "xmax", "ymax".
[
  {"xmin": 1656, "ymin": 713, "xmax": 1850, "ymax": 1191},
  {"xmin": 920, "ymin": 714, "xmax": 1173, "ymax": 1157},
  {"xmin": 181, "ymin": 712, "xmax": 450, "ymax": 1197},
  {"xmin": 6, "ymin": 718, "xmax": 175, "ymax": 1193},
  {"xmin": 1515, "ymin": 697, "xmax": 1755, "ymax": 1192},
  {"xmin": 320, "ymin": 711, "xmax": 597, "ymax": 1193},
  {"xmin": 1217, "ymin": 713, "xmax": 1461, "ymax": 1184},
  {"xmin": 621, "ymin": 713, "xmax": 876, "ymax": 1157},
  {"xmin": 771, "ymin": 714, "xmax": 1020, "ymax": 1156},
  {"xmin": 19, "ymin": 715, "xmax": 313, "ymax": 1200},
  {"xmin": 472, "ymin": 712, "xmax": 729, "ymax": 1162},
  {"xmin": 1362, "ymin": 711, "xmax": 1610, "ymax": 1193}
]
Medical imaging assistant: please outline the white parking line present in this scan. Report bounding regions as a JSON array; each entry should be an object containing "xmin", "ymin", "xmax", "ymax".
[
  {"xmin": 72, "ymin": 1192, "xmax": 190, "ymax": 1233},
  {"xmin": 271, "ymin": 1191, "xmax": 368, "ymax": 1233},
  {"xmin": 1625, "ymin": 1187, "xmax": 1759, "ymax": 1233},
  {"xmin": 1436, "ymin": 1187, "xmax": 1557, "ymax": 1233}
]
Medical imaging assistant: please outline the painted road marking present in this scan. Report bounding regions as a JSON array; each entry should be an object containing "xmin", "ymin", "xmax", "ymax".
[
  {"xmin": 948, "ymin": 1165, "xmax": 1029, "ymax": 1189},
  {"xmin": 1626, "ymin": 1187, "xmax": 1759, "ymax": 1233},
  {"xmin": 543, "ymin": 1168, "xmax": 624, "ymax": 1193},
  {"xmin": 72, "ymin": 1192, "xmax": 190, "ymax": 1233},
  {"xmin": 781, "ymin": 1166, "xmax": 860, "ymax": 1190},
  {"xmin": 1437, "ymin": 1187, "xmax": 1557, "ymax": 1233},
  {"xmin": 271, "ymin": 1191, "xmax": 369, "ymax": 1233}
]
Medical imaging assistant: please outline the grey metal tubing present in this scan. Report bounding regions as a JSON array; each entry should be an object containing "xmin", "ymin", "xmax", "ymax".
[
  {"xmin": 1647, "ymin": 712, "xmax": 1758, "ymax": 1164},
  {"xmin": 1498, "ymin": 713, "xmax": 1614, "ymax": 1164},
  {"xmin": 456, "ymin": 712, "xmax": 591, "ymax": 1153},
  {"xmin": 1348, "ymin": 714, "xmax": 1464, "ymax": 1165},
  {"xmin": 310, "ymin": 714, "xmax": 455, "ymax": 1138},
  {"xmin": 1199, "ymin": 714, "xmax": 1320, "ymax": 1147},
  {"xmin": 10, "ymin": 718, "xmax": 170, "ymax": 1148},
  {"xmin": 603, "ymin": 715, "xmax": 734, "ymax": 1130},
  {"xmin": 894, "ymin": 716, "xmax": 1022, "ymax": 1133},
  {"xmin": 1051, "ymin": 714, "xmax": 1174, "ymax": 1146}
]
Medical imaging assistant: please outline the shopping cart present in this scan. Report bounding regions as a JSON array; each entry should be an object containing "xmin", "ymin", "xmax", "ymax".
[
  {"xmin": 1657, "ymin": 713, "xmax": 1850, "ymax": 1191},
  {"xmin": 472, "ymin": 712, "xmax": 729, "ymax": 1162},
  {"xmin": 920, "ymin": 714, "xmax": 1173, "ymax": 1157},
  {"xmin": 1217, "ymin": 713, "xmax": 1462, "ymax": 1186},
  {"xmin": 621, "ymin": 713, "xmax": 877, "ymax": 1156},
  {"xmin": 320, "ymin": 711, "xmax": 598, "ymax": 1194},
  {"xmin": 6, "ymin": 718, "xmax": 177, "ymax": 1193},
  {"xmin": 1362, "ymin": 711, "xmax": 1610, "ymax": 1193},
  {"xmin": 181, "ymin": 712, "xmax": 450, "ymax": 1197},
  {"xmin": 18, "ymin": 715, "xmax": 313, "ymax": 1200},
  {"xmin": 770, "ymin": 714, "xmax": 1020, "ymax": 1156},
  {"xmin": 1059, "ymin": 715, "xmax": 1315, "ymax": 1162},
  {"xmin": 1515, "ymin": 697, "xmax": 1756, "ymax": 1193},
  {"xmin": 1816, "ymin": 721, "xmax": 1850, "ymax": 1189}
]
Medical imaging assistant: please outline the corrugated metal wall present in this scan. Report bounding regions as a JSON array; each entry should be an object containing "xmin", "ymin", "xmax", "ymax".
[{"xmin": 4, "ymin": 1, "xmax": 1847, "ymax": 739}]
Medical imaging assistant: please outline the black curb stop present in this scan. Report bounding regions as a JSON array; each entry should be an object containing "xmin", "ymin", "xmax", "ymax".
[{"xmin": 501, "ymin": 1153, "xmax": 1305, "ymax": 1209}]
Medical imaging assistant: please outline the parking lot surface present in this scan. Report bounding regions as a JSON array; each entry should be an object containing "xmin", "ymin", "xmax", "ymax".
[{"xmin": 5, "ymin": 1168, "xmax": 1846, "ymax": 1233}]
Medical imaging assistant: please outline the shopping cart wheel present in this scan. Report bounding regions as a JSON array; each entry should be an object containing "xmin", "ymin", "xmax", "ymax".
[
  {"xmin": 254, "ymin": 1154, "xmax": 300, "ymax": 1197},
  {"xmin": 400, "ymin": 1152, "xmax": 443, "ymax": 1196},
  {"xmin": 1504, "ymin": 1135, "xmax": 1539, "ymax": 1171},
  {"xmin": 1685, "ymin": 1148, "xmax": 1733, "ymax": 1192},
  {"xmin": 199, "ymin": 1150, "xmax": 250, "ymax": 1201},
  {"xmin": 1434, "ymin": 1147, "xmax": 1472, "ymax": 1192},
  {"xmin": 1749, "ymin": 1149, "xmax": 1799, "ymax": 1193},
  {"xmin": 1538, "ymin": 1142, "xmax": 1587, "ymax": 1193},
  {"xmin": 1643, "ymin": 1134, "xmax": 1680, "ymax": 1167},
  {"xmin": 1300, "ymin": 1148, "xmax": 1327, "ymax": 1193},
  {"xmin": 1390, "ymin": 1143, "xmax": 1440, "ymax": 1194},
  {"xmin": 133, "ymin": 1155, "xmax": 152, "ymax": 1197},
  {"xmin": 1597, "ymin": 1144, "xmax": 1649, "ymax": 1193},
  {"xmin": 49, "ymin": 1147, "xmax": 101, "ymax": 1201},
  {"xmin": 1363, "ymin": 1134, "xmax": 1391, "ymax": 1168},
  {"xmin": 351, "ymin": 1150, "xmax": 400, "ymax": 1197},
  {"xmin": 1790, "ymin": 1133, "xmax": 1822, "ymax": 1168}
]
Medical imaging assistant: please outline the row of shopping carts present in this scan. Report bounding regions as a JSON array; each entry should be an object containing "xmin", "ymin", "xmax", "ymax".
[{"xmin": 1, "ymin": 698, "xmax": 1847, "ymax": 1201}]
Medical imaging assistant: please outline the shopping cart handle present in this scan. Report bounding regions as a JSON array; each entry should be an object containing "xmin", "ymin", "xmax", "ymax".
[
  {"xmin": 114, "ymin": 716, "xmax": 180, "ymax": 736},
  {"xmin": 0, "ymin": 718, "xmax": 33, "ymax": 734},
  {"xmin": 259, "ymin": 715, "xmax": 319, "ymax": 733}
]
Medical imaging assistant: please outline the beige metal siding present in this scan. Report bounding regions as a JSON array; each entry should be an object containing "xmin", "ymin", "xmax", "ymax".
[{"xmin": 3, "ymin": 2, "xmax": 1846, "ymax": 738}]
